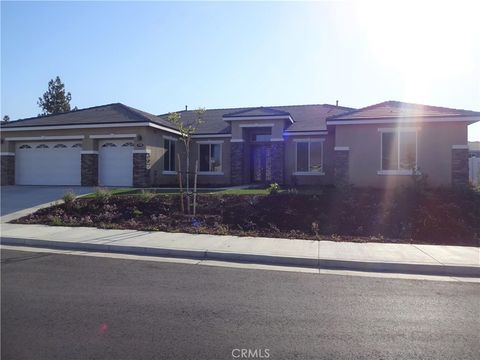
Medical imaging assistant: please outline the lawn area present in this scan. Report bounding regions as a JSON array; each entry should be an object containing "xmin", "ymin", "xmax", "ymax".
[
  {"xmin": 79, "ymin": 187, "xmax": 272, "ymax": 198},
  {"xmin": 14, "ymin": 185, "xmax": 480, "ymax": 246}
]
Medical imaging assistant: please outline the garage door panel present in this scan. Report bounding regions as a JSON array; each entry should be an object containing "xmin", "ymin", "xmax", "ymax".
[
  {"xmin": 98, "ymin": 140, "xmax": 133, "ymax": 187},
  {"xmin": 15, "ymin": 142, "xmax": 82, "ymax": 185}
]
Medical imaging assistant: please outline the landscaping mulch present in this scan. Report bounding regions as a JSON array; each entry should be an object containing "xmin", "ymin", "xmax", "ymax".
[{"xmin": 12, "ymin": 187, "xmax": 480, "ymax": 246}]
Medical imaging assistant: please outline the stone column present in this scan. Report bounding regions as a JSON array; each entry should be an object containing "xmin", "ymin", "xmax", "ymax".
[
  {"xmin": 1, "ymin": 153, "xmax": 15, "ymax": 185},
  {"xmin": 230, "ymin": 141, "xmax": 245, "ymax": 185},
  {"xmin": 270, "ymin": 141, "xmax": 285, "ymax": 184},
  {"xmin": 334, "ymin": 147, "xmax": 350, "ymax": 185},
  {"xmin": 81, "ymin": 153, "xmax": 98, "ymax": 186},
  {"xmin": 133, "ymin": 151, "xmax": 151, "ymax": 187},
  {"xmin": 451, "ymin": 146, "xmax": 469, "ymax": 187}
]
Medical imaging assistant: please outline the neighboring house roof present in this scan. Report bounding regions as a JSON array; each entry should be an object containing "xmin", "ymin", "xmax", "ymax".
[
  {"xmin": 158, "ymin": 104, "xmax": 354, "ymax": 134},
  {"xmin": 1, "ymin": 103, "xmax": 179, "ymax": 131},
  {"xmin": 327, "ymin": 101, "xmax": 480, "ymax": 122}
]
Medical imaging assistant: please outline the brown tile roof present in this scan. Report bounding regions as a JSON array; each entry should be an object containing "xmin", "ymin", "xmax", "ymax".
[{"xmin": 328, "ymin": 101, "xmax": 480, "ymax": 121}]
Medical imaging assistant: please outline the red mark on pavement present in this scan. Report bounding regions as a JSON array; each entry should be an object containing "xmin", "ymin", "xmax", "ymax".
[{"xmin": 96, "ymin": 322, "xmax": 108, "ymax": 336}]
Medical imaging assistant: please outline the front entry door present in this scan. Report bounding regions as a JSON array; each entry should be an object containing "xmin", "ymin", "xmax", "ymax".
[{"xmin": 251, "ymin": 144, "xmax": 272, "ymax": 183}]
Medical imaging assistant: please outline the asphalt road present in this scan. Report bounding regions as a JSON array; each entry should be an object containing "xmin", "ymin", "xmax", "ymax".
[{"xmin": 2, "ymin": 249, "xmax": 479, "ymax": 360}]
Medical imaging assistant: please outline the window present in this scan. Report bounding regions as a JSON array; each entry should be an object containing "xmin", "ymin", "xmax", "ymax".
[
  {"xmin": 54, "ymin": 144, "xmax": 67, "ymax": 148},
  {"xmin": 164, "ymin": 139, "xmax": 176, "ymax": 172},
  {"xmin": 102, "ymin": 143, "xmax": 116, "ymax": 147},
  {"xmin": 252, "ymin": 134, "xmax": 271, "ymax": 142},
  {"xmin": 122, "ymin": 142, "xmax": 134, "ymax": 147},
  {"xmin": 19, "ymin": 144, "xmax": 32, "ymax": 149},
  {"xmin": 72, "ymin": 143, "xmax": 82, "ymax": 148},
  {"xmin": 295, "ymin": 140, "xmax": 324, "ymax": 174},
  {"xmin": 36, "ymin": 144, "xmax": 49, "ymax": 149},
  {"xmin": 199, "ymin": 143, "xmax": 222, "ymax": 173},
  {"xmin": 381, "ymin": 130, "xmax": 417, "ymax": 172}
]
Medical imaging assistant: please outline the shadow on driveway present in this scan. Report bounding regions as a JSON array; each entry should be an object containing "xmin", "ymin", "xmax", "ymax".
[{"xmin": 1, "ymin": 186, "xmax": 95, "ymax": 216}]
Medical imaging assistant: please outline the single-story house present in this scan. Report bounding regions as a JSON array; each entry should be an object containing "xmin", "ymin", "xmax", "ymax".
[{"xmin": 1, "ymin": 101, "xmax": 478, "ymax": 188}]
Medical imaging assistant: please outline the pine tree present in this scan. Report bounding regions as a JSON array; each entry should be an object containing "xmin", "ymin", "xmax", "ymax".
[
  {"xmin": 37, "ymin": 76, "xmax": 73, "ymax": 115},
  {"xmin": 2, "ymin": 115, "xmax": 10, "ymax": 122}
]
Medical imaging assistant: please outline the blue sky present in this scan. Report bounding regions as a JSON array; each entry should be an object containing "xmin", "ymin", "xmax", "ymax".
[{"xmin": 1, "ymin": 1, "xmax": 479, "ymax": 139}]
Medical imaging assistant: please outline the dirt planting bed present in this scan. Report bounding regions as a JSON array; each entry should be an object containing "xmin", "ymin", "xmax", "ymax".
[{"xmin": 12, "ymin": 187, "xmax": 480, "ymax": 246}]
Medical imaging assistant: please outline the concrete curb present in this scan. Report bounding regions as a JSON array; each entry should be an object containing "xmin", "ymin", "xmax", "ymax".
[{"xmin": 2, "ymin": 237, "xmax": 479, "ymax": 278}]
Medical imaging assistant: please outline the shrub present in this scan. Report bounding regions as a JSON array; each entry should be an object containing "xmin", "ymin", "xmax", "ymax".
[
  {"xmin": 94, "ymin": 188, "xmax": 111, "ymax": 202},
  {"xmin": 49, "ymin": 215, "xmax": 63, "ymax": 226},
  {"xmin": 62, "ymin": 191, "xmax": 76, "ymax": 206},
  {"xmin": 132, "ymin": 208, "xmax": 143, "ymax": 218},
  {"xmin": 267, "ymin": 183, "xmax": 280, "ymax": 195},
  {"xmin": 139, "ymin": 190, "xmax": 155, "ymax": 202}
]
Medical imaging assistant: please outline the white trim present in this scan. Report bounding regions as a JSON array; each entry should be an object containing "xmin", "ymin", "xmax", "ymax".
[
  {"xmin": 230, "ymin": 139, "xmax": 245, "ymax": 143},
  {"xmin": 191, "ymin": 134, "xmax": 232, "ymax": 138},
  {"xmin": 162, "ymin": 170, "xmax": 177, "ymax": 175},
  {"xmin": 5, "ymin": 135, "xmax": 85, "ymax": 141},
  {"xmin": 198, "ymin": 172, "xmax": 225, "ymax": 176},
  {"xmin": 284, "ymin": 131, "xmax": 328, "ymax": 136},
  {"xmin": 133, "ymin": 149, "xmax": 151, "ymax": 154},
  {"xmin": 452, "ymin": 145, "xmax": 469, "ymax": 149},
  {"xmin": 90, "ymin": 134, "xmax": 136, "ymax": 139},
  {"xmin": 378, "ymin": 127, "xmax": 420, "ymax": 132},
  {"xmin": 293, "ymin": 138, "xmax": 325, "ymax": 143},
  {"xmin": 147, "ymin": 123, "xmax": 181, "ymax": 135},
  {"xmin": 377, "ymin": 170, "xmax": 419, "ymax": 176},
  {"xmin": 0, "ymin": 152, "xmax": 15, "ymax": 156},
  {"xmin": 327, "ymin": 117, "xmax": 480, "ymax": 126},
  {"xmin": 238, "ymin": 123, "xmax": 275, "ymax": 128},
  {"xmin": 224, "ymin": 115, "xmax": 294, "ymax": 123},
  {"xmin": 80, "ymin": 150, "xmax": 98, "ymax": 154},
  {"xmin": 334, "ymin": 146, "xmax": 350, "ymax": 151},
  {"xmin": 196, "ymin": 140, "xmax": 224, "ymax": 144},
  {"xmin": 270, "ymin": 138, "xmax": 284, "ymax": 142},
  {"xmin": 163, "ymin": 135, "xmax": 178, "ymax": 142},
  {"xmin": 293, "ymin": 171, "xmax": 325, "ymax": 176},
  {"xmin": 1, "ymin": 122, "xmax": 181, "ymax": 135}
]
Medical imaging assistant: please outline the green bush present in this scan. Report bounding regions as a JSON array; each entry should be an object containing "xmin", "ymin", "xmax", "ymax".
[
  {"xmin": 62, "ymin": 191, "xmax": 76, "ymax": 206},
  {"xmin": 94, "ymin": 188, "xmax": 111, "ymax": 202},
  {"xmin": 267, "ymin": 183, "xmax": 280, "ymax": 195},
  {"xmin": 139, "ymin": 190, "xmax": 155, "ymax": 202},
  {"xmin": 132, "ymin": 208, "xmax": 143, "ymax": 218}
]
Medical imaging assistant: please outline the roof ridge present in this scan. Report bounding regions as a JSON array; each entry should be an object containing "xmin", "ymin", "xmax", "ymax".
[
  {"xmin": 158, "ymin": 103, "xmax": 355, "ymax": 117},
  {"xmin": 5, "ymin": 102, "xmax": 124, "ymax": 124}
]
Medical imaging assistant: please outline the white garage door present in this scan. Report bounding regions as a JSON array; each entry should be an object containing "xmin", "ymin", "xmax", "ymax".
[
  {"xmin": 15, "ymin": 141, "xmax": 82, "ymax": 185},
  {"xmin": 98, "ymin": 140, "xmax": 134, "ymax": 187}
]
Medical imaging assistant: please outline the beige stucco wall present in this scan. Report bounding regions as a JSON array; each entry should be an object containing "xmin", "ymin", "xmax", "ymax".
[
  {"xmin": 284, "ymin": 133, "xmax": 334, "ymax": 186},
  {"xmin": 0, "ymin": 125, "xmax": 180, "ymax": 186},
  {"xmin": 230, "ymin": 119, "xmax": 286, "ymax": 141},
  {"xmin": 334, "ymin": 121, "xmax": 469, "ymax": 187}
]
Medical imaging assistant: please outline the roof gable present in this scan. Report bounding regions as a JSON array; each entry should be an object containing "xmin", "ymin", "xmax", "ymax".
[
  {"xmin": 223, "ymin": 107, "xmax": 291, "ymax": 118},
  {"xmin": 1, "ymin": 103, "xmax": 179, "ymax": 131},
  {"xmin": 328, "ymin": 101, "xmax": 480, "ymax": 121}
]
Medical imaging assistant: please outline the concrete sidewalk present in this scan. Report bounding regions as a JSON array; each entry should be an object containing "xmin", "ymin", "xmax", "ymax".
[{"xmin": 1, "ymin": 222, "xmax": 479, "ymax": 277}]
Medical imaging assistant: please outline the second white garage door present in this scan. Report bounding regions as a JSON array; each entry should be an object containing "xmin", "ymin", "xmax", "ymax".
[{"xmin": 98, "ymin": 140, "xmax": 134, "ymax": 187}]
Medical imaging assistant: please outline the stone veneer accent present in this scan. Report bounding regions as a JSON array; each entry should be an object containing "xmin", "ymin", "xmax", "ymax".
[
  {"xmin": 451, "ymin": 147, "xmax": 469, "ymax": 187},
  {"xmin": 133, "ymin": 152, "xmax": 151, "ymax": 187},
  {"xmin": 230, "ymin": 142, "xmax": 245, "ymax": 185},
  {"xmin": 334, "ymin": 149, "xmax": 349, "ymax": 184},
  {"xmin": 81, "ymin": 153, "xmax": 98, "ymax": 186},
  {"xmin": 1, "ymin": 154, "xmax": 15, "ymax": 185},
  {"xmin": 270, "ymin": 142, "xmax": 284, "ymax": 184}
]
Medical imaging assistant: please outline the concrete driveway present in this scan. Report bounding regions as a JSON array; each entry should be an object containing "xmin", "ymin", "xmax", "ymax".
[{"xmin": 1, "ymin": 186, "xmax": 95, "ymax": 217}]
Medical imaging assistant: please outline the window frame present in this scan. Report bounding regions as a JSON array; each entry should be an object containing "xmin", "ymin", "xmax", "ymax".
[
  {"xmin": 293, "ymin": 138, "xmax": 325, "ymax": 176},
  {"xmin": 162, "ymin": 137, "xmax": 177, "ymax": 174},
  {"xmin": 378, "ymin": 128, "xmax": 419, "ymax": 175},
  {"xmin": 197, "ymin": 141, "xmax": 224, "ymax": 175}
]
